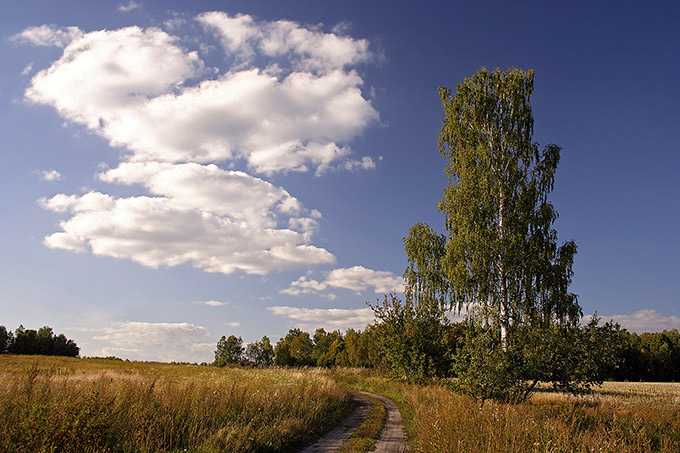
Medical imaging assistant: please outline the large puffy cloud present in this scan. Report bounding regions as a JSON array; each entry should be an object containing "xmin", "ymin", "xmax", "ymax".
[
  {"xmin": 26, "ymin": 26, "xmax": 204, "ymax": 134},
  {"xmin": 267, "ymin": 306, "xmax": 374, "ymax": 331},
  {"xmin": 39, "ymin": 186, "xmax": 335, "ymax": 275},
  {"xmin": 23, "ymin": 18, "xmax": 378, "ymax": 174},
  {"xmin": 282, "ymin": 265, "xmax": 404, "ymax": 298},
  {"xmin": 90, "ymin": 321, "xmax": 213, "ymax": 362},
  {"xmin": 99, "ymin": 162, "xmax": 319, "ymax": 232},
  {"xmin": 22, "ymin": 13, "xmax": 379, "ymax": 276}
]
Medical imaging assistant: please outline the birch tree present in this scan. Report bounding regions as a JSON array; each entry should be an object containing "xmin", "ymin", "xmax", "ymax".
[{"xmin": 437, "ymin": 67, "xmax": 580, "ymax": 348}]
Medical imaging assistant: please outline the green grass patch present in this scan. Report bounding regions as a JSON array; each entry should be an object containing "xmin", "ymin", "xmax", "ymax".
[{"xmin": 338, "ymin": 391, "xmax": 386, "ymax": 453}]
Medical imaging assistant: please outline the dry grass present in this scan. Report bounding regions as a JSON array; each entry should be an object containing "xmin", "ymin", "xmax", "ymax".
[
  {"xmin": 0, "ymin": 355, "xmax": 351, "ymax": 452},
  {"xmin": 326, "ymin": 369, "xmax": 680, "ymax": 453},
  {"xmin": 5, "ymin": 356, "xmax": 677, "ymax": 452}
]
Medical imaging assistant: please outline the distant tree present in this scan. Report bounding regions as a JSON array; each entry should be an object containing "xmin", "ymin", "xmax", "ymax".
[
  {"xmin": 0, "ymin": 326, "xmax": 11, "ymax": 354},
  {"xmin": 274, "ymin": 329, "xmax": 313, "ymax": 367},
  {"xmin": 312, "ymin": 328, "xmax": 330, "ymax": 366},
  {"xmin": 344, "ymin": 328, "xmax": 361, "ymax": 367},
  {"xmin": 53, "ymin": 333, "xmax": 79, "ymax": 357},
  {"xmin": 357, "ymin": 326, "xmax": 375, "ymax": 368},
  {"xmin": 214, "ymin": 335, "xmax": 244, "ymax": 366},
  {"xmin": 312, "ymin": 328, "xmax": 344, "ymax": 367},
  {"xmin": 3, "ymin": 325, "xmax": 78, "ymax": 357},
  {"xmin": 245, "ymin": 336, "xmax": 274, "ymax": 367},
  {"xmin": 327, "ymin": 337, "xmax": 346, "ymax": 366},
  {"xmin": 10, "ymin": 325, "xmax": 36, "ymax": 355},
  {"xmin": 37, "ymin": 326, "xmax": 55, "ymax": 355},
  {"xmin": 638, "ymin": 330, "xmax": 680, "ymax": 381}
]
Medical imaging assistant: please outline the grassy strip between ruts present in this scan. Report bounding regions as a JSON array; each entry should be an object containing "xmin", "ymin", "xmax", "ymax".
[{"xmin": 337, "ymin": 391, "xmax": 387, "ymax": 453}]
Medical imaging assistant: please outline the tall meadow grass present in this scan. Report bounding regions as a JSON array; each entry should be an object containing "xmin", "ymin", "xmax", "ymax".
[
  {"xmin": 327, "ymin": 368, "xmax": 680, "ymax": 453},
  {"xmin": 0, "ymin": 355, "xmax": 350, "ymax": 452}
]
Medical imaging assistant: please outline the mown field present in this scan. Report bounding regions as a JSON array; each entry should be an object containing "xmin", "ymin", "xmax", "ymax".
[{"xmin": 2, "ymin": 355, "xmax": 679, "ymax": 452}]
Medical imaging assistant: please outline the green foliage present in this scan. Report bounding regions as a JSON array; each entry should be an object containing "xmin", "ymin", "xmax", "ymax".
[
  {"xmin": 403, "ymin": 222, "xmax": 449, "ymax": 308},
  {"xmin": 437, "ymin": 67, "xmax": 580, "ymax": 342},
  {"xmin": 1, "ymin": 325, "xmax": 79, "ymax": 357},
  {"xmin": 245, "ymin": 335, "xmax": 274, "ymax": 367},
  {"xmin": 312, "ymin": 328, "xmax": 346, "ymax": 367},
  {"xmin": 0, "ymin": 326, "xmax": 10, "ymax": 354},
  {"xmin": 214, "ymin": 334, "xmax": 244, "ymax": 366},
  {"xmin": 274, "ymin": 328, "xmax": 314, "ymax": 366},
  {"xmin": 613, "ymin": 329, "xmax": 680, "ymax": 382},
  {"xmin": 453, "ymin": 327, "xmax": 518, "ymax": 404},
  {"xmin": 394, "ymin": 67, "xmax": 588, "ymax": 402},
  {"xmin": 370, "ymin": 294, "xmax": 455, "ymax": 382},
  {"xmin": 454, "ymin": 316, "xmax": 629, "ymax": 404}
]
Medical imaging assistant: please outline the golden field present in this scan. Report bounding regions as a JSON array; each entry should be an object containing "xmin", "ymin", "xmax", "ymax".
[
  {"xmin": 329, "ymin": 368, "xmax": 680, "ymax": 452},
  {"xmin": 0, "ymin": 355, "xmax": 350, "ymax": 452},
  {"xmin": 2, "ymin": 355, "xmax": 679, "ymax": 452}
]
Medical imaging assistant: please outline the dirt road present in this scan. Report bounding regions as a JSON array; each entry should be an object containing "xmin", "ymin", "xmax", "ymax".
[{"xmin": 301, "ymin": 390, "xmax": 406, "ymax": 452}]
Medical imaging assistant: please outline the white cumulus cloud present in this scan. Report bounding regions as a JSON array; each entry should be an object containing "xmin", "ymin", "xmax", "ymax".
[
  {"xmin": 11, "ymin": 24, "xmax": 83, "ymax": 47},
  {"xmin": 92, "ymin": 321, "xmax": 212, "ymax": 362},
  {"xmin": 268, "ymin": 306, "xmax": 375, "ymax": 331},
  {"xmin": 39, "ymin": 189, "xmax": 335, "ymax": 275},
  {"xmin": 281, "ymin": 265, "xmax": 404, "ymax": 298},
  {"xmin": 197, "ymin": 11, "xmax": 373, "ymax": 73},
  {"xmin": 21, "ymin": 13, "xmax": 380, "ymax": 277},
  {"xmin": 194, "ymin": 300, "xmax": 229, "ymax": 307},
  {"xmin": 118, "ymin": 1, "xmax": 141, "ymax": 12},
  {"xmin": 38, "ymin": 169, "xmax": 63, "ymax": 181},
  {"xmin": 99, "ymin": 162, "xmax": 318, "ymax": 232},
  {"xmin": 23, "ymin": 19, "xmax": 378, "ymax": 174},
  {"xmin": 601, "ymin": 309, "xmax": 680, "ymax": 333}
]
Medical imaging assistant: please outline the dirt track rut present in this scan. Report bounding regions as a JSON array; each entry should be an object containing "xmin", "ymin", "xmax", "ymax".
[{"xmin": 300, "ymin": 390, "xmax": 406, "ymax": 452}]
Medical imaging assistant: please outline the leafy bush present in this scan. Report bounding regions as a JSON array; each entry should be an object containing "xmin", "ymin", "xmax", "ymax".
[{"xmin": 370, "ymin": 294, "xmax": 456, "ymax": 382}]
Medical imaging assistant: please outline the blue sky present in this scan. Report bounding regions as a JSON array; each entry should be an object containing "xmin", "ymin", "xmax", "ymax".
[{"xmin": 1, "ymin": 0, "xmax": 678, "ymax": 362}]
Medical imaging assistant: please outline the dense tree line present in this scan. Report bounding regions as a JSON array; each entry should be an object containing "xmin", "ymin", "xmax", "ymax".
[
  {"xmin": 214, "ymin": 328, "xmax": 376, "ymax": 369},
  {"xmin": 612, "ymin": 329, "xmax": 680, "ymax": 382},
  {"xmin": 0, "ymin": 325, "xmax": 79, "ymax": 357},
  {"xmin": 214, "ymin": 319, "xmax": 680, "ymax": 384}
]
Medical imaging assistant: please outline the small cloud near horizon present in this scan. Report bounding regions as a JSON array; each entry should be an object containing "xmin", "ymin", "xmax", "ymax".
[
  {"xmin": 599, "ymin": 309, "xmax": 680, "ymax": 333},
  {"xmin": 88, "ymin": 321, "xmax": 212, "ymax": 362},
  {"xmin": 194, "ymin": 300, "xmax": 229, "ymax": 307},
  {"xmin": 281, "ymin": 265, "xmax": 404, "ymax": 299},
  {"xmin": 268, "ymin": 305, "xmax": 374, "ymax": 332}
]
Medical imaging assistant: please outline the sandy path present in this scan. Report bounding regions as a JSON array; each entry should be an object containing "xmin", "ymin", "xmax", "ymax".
[
  {"xmin": 359, "ymin": 391, "xmax": 407, "ymax": 452},
  {"xmin": 301, "ymin": 392, "xmax": 371, "ymax": 452},
  {"xmin": 300, "ymin": 390, "xmax": 407, "ymax": 452}
]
